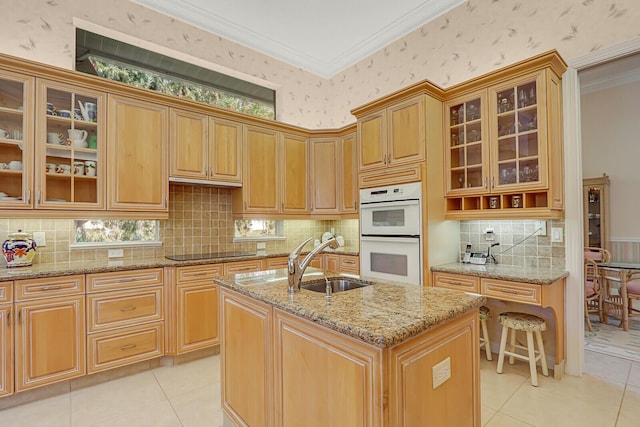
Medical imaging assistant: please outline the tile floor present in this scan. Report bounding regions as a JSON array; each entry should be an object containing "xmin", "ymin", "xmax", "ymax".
[{"xmin": 1, "ymin": 350, "xmax": 640, "ymax": 426}]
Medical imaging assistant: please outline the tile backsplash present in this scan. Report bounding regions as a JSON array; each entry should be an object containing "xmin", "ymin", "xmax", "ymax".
[
  {"xmin": 460, "ymin": 219, "xmax": 566, "ymax": 269},
  {"xmin": 0, "ymin": 183, "xmax": 359, "ymax": 266}
]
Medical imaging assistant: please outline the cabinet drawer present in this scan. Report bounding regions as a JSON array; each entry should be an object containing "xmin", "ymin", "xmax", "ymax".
[
  {"xmin": 87, "ymin": 322, "xmax": 164, "ymax": 374},
  {"xmin": 176, "ymin": 264, "xmax": 223, "ymax": 284},
  {"xmin": 87, "ymin": 268, "xmax": 163, "ymax": 293},
  {"xmin": 432, "ymin": 273, "xmax": 480, "ymax": 293},
  {"xmin": 15, "ymin": 275, "xmax": 85, "ymax": 301},
  {"xmin": 264, "ymin": 257, "xmax": 289, "ymax": 270},
  {"xmin": 87, "ymin": 286, "xmax": 163, "ymax": 333},
  {"xmin": 0, "ymin": 281, "xmax": 12, "ymax": 303},
  {"xmin": 339, "ymin": 256, "xmax": 360, "ymax": 274},
  {"xmin": 224, "ymin": 260, "xmax": 264, "ymax": 275},
  {"xmin": 481, "ymin": 279, "xmax": 541, "ymax": 305}
]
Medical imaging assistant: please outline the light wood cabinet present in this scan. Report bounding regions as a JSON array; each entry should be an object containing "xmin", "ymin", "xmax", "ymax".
[
  {"xmin": 443, "ymin": 52, "xmax": 566, "ymax": 219},
  {"xmin": 0, "ymin": 281, "xmax": 13, "ymax": 398},
  {"xmin": 340, "ymin": 132, "xmax": 358, "ymax": 214},
  {"xmin": 107, "ymin": 94, "xmax": 168, "ymax": 213},
  {"xmin": 0, "ymin": 70, "xmax": 34, "ymax": 210},
  {"xmin": 357, "ymin": 95, "xmax": 425, "ymax": 173},
  {"xmin": 166, "ymin": 264, "xmax": 223, "ymax": 355},
  {"xmin": 220, "ymin": 288, "xmax": 273, "ymax": 427},
  {"xmin": 169, "ymin": 108, "xmax": 242, "ymax": 184},
  {"xmin": 583, "ymin": 174, "xmax": 609, "ymax": 250},
  {"xmin": 86, "ymin": 268, "xmax": 164, "ymax": 373},
  {"xmin": 234, "ymin": 124, "xmax": 308, "ymax": 216},
  {"xmin": 224, "ymin": 259, "xmax": 264, "ymax": 275},
  {"xmin": 433, "ymin": 272, "xmax": 480, "ymax": 293},
  {"xmin": 309, "ymin": 138, "xmax": 339, "ymax": 214},
  {"xmin": 36, "ymin": 80, "xmax": 106, "ymax": 209},
  {"xmin": 339, "ymin": 255, "xmax": 360, "ymax": 274},
  {"xmin": 264, "ymin": 257, "xmax": 289, "ymax": 270},
  {"xmin": 14, "ymin": 275, "xmax": 86, "ymax": 392},
  {"xmin": 324, "ymin": 253, "xmax": 340, "ymax": 272}
]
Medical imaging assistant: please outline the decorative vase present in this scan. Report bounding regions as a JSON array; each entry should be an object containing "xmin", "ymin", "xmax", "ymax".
[{"xmin": 2, "ymin": 229, "xmax": 37, "ymax": 267}]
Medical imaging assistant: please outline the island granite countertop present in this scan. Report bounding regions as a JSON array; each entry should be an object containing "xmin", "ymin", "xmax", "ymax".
[
  {"xmin": 431, "ymin": 262, "xmax": 569, "ymax": 285},
  {"xmin": 214, "ymin": 269, "xmax": 486, "ymax": 348},
  {"xmin": 0, "ymin": 247, "xmax": 359, "ymax": 282}
]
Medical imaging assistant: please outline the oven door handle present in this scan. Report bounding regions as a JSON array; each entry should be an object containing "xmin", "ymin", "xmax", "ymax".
[
  {"xmin": 360, "ymin": 235, "xmax": 420, "ymax": 243},
  {"xmin": 360, "ymin": 199, "xmax": 420, "ymax": 209}
]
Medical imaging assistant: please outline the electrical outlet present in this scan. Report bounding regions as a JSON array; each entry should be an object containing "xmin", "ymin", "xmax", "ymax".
[
  {"xmin": 534, "ymin": 220, "xmax": 547, "ymax": 236},
  {"xmin": 432, "ymin": 357, "xmax": 451, "ymax": 389},
  {"xmin": 256, "ymin": 242, "xmax": 266, "ymax": 250},
  {"xmin": 551, "ymin": 227, "xmax": 563, "ymax": 243},
  {"xmin": 108, "ymin": 249, "xmax": 124, "ymax": 258},
  {"xmin": 33, "ymin": 231, "xmax": 46, "ymax": 247}
]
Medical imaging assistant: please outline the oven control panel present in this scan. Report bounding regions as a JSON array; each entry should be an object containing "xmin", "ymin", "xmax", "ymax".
[{"xmin": 360, "ymin": 182, "xmax": 422, "ymax": 204}]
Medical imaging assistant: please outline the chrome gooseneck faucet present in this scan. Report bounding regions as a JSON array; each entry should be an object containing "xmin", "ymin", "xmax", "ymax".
[
  {"xmin": 288, "ymin": 237, "xmax": 339, "ymax": 293},
  {"xmin": 486, "ymin": 242, "xmax": 500, "ymax": 264}
]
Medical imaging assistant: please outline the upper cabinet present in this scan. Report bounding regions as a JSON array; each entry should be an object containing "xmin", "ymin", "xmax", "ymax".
[
  {"xmin": 0, "ymin": 70, "xmax": 33, "ymax": 210},
  {"xmin": 169, "ymin": 108, "xmax": 242, "ymax": 185},
  {"xmin": 357, "ymin": 95, "xmax": 425, "ymax": 173},
  {"xmin": 443, "ymin": 52, "xmax": 566, "ymax": 219},
  {"xmin": 107, "ymin": 94, "xmax": 168, "ymax": 214},
  {"xmin": 281, "ymin": 132, "xmax": 309, "ymax": 215},
  {"xmin": 36, "ymin": 80, "xmax": 105, "ymax": 209},
  {"xmin": 309, "ymin": 138, "xmax": 339, "ymax": 215},
  {"xmin": 340, "ymin": 132, "xmax": 358, "ymax": 214}
]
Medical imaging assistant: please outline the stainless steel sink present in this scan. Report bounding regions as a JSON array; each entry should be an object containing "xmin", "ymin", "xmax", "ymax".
[{"xmin": 301, "ymin": 279, "xmax": 370, "ymax": 293}]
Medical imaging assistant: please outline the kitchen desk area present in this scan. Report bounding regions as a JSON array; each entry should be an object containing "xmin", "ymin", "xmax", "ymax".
[
  {"xmin": 215, "ymin": 268, "xmax": 486, "ymax": 426},
  {"xmin": 431, "ymin": 262, "xmax": 568, "ymax": 378}
]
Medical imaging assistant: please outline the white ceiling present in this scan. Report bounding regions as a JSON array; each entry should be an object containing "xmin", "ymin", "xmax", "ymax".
[{"xmin": 133, "ymin": 0, "xmax": 464, "ymax": 78}]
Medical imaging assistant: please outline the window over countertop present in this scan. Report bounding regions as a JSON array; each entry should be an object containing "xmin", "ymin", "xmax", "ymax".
[{"xmin": 71, "ymin": 219, "xmax": 161, "ymax": 249}]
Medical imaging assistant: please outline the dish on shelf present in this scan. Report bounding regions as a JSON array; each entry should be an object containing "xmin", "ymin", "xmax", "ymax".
[
  {"xmin": 46, "ymin": 198, "xmax": 66, "ymax": 202},
  {"xmin": 0, "ymin": 196, "xmax": 22, "ymax": 201}
]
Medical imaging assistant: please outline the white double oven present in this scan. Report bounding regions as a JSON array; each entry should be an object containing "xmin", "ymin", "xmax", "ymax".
[{"xmin": 359, "ymin": 182, "xmax": 423, "ymax": 285}]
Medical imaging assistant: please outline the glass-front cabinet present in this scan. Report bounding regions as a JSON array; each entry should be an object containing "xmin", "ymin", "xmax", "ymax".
[
  {"xmin": 489, "ymin": 72, "xmax": 547, "ymax": 191},
  {"xmin": 583, "ymin": 174, "xmax": 609, "ymax": 250},
  {"xmin": 445, "ymin": 91, "xmax": 488, "ymax": 194},
  {"xmin": 0, "ymin": 70, "xmax": 34, "ymax": 209},
  {"xmin": 36, "ymin": 80, "xmax": 105, "ymax": 209}
]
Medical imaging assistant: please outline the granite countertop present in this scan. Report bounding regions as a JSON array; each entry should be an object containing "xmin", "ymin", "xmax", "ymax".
[
  {"xmin": 0, "ymin": 247, "xmax": 359, "ymax": 282},
  {"xmin": 214, "ymin": 269, "xmax": 486, "ymax": 348},
  {"xmin": 430, "ymin": 262, "xmax": 569, "ymax": 285}
]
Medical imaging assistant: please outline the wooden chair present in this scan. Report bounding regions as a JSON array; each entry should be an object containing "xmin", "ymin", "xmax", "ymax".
[
  {"xmin": 625, "ymin": 271, "xmax": 640, "ymax": 321},
  {"xmin": 584, "ymin": 258, "xmax": 603, "ymax": 332},
  {"xmin": 584, "ymin": 247, "xmax": 611, "ymax": 263}
]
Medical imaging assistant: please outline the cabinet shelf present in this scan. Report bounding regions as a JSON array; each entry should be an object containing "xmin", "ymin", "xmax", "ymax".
[
  {"xmin": 0, "ymin": 169, "xmax": 23, "ymax": 175},
  {"xmin": 0, "ymin": 106, "xmax": 24, "ymax": 116},
  {"xmin": 46, "ymin": 114, "xmax": 97, "ymax": 127},
  {"xmin": 0, "ymin": 138, "xmax": 24, "ymax": 148}
]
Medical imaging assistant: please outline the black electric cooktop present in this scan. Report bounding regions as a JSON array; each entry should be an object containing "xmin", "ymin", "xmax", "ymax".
[{"xmin": 165, "ymin": 252, "xmax": 254, "ymax": 261}]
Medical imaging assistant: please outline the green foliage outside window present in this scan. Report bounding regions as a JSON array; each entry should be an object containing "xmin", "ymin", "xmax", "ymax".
[
  {"xmin": 75, "ymin": 220, "xmax": 159, "ymax": 244},
  {"xmin": 89, "ymin": 56, "xmax": 275, "ymax": 120}
]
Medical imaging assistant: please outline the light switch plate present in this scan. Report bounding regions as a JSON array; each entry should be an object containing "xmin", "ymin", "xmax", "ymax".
[
  {"xmin": 551, "ymin": 227, "xmax": 563, "ymax": 243},
  {"xmin": 535, "ymin": 220, "xmax": 547, "ymax": 236},
  {"xmin": 33, "ymin": 231, "xmax": 46, "ymax": 247}
]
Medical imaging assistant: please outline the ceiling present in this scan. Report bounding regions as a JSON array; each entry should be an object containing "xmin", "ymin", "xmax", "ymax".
[{"xmin": 133, "ymin": 0, "xmax": 465, "ymax": 78}]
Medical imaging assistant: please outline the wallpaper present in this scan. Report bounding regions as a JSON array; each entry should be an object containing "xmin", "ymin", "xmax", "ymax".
[{"xmin": 0, "ymin": 0, "xmax": 638, "ymax": 129}]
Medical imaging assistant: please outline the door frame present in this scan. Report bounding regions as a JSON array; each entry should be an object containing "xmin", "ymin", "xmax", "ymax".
[{"xmin": 563, "ymin": 36, "xmax": 640, "ymax": 376}]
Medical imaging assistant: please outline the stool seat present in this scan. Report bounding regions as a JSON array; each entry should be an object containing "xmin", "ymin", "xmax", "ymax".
[
  {"xmin": 498, "ymin": 312, "xmax": 547, "ymax": 332},
  {"xmin": 479, "ymin": 305, "xmax": 490, "ymax": 321}
]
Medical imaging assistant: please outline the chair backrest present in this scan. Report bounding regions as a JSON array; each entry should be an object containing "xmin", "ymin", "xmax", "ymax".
[
  {"xmin": 584, "ymin": 258, "xmax": 601, "ymax": 293},
  {"xmin": 584, "ymin": 247, "xmax": 611, "ymax": 263}
]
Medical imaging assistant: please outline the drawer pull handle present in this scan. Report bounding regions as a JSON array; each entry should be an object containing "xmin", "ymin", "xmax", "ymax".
[
  {"xmin": 120, "ymin": 306, "xmax": 137, "ymax": 312},
  {"xmin": 119, "ymin": 278, "xmax": 137, "ymax": 283},
  {"xmin": 120, "ymin": 344, "xmax": 137, "ymax": 350},
  {"xmin": 496, "ymin": 288, "xmax": 518, "ymax": 294},
  {"xmin": 40, "ymin": 285, "xmax": 62, "ymax": 291},
  {"xmin": 192, "ymin": 272, "xmax": 208, "ymax": 276}
]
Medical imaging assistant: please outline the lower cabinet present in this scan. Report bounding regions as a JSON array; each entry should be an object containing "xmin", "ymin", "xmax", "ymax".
[
  {"xmin": 324, "ymin": 254, "xmax": 360, "ymax": 274},
  {"xmin": 224, "ymin": 259, "xmax": 264, "ymax": 275},
  {"xmin": 0, "ymin": 282, "xmax": 11, "ymax": 398},
  {"xmin": 86, "ymin": 268, "xmax": 164, "ymax": 374},
  {"xmin": 14, "ymin": 275, "xmax": 86, "ymax": 392}
]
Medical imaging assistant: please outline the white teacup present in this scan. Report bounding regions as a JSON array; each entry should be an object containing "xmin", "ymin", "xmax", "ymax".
[
  {"xmin": 74, "ymin": 161, "xmax": 85, "ymax": 175},
  {"xmin": 47, "ymin": 132, "xmax": 65, "ymax": 144},
  {"xmin": 8, "ymin": 160, "xmax": 23, "ymax": 170},
  {"xmin": 67, "ymin": 129, "xmax": 88, "ymax": 148},
  {"xmin": 56, "ymin": 164, "xmax": 71, "ymax": 174},
  {"xmin": 0, "ymin": 129, "xmax": 9, "ymax": 139},
  {"xmin": 84, "ymin": 160, "xmax": 97, "ymax": 177}
]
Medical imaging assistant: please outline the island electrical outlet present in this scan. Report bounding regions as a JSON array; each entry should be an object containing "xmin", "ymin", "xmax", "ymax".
[{"xmin": 432, "ymin": 357, "xmax": 451, "ymax": 389}]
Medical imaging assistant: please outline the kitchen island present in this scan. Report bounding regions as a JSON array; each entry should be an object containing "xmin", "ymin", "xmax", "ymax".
[{"xmin": 215, "ymin": 269, "xmax": 486, "ymax": 427}]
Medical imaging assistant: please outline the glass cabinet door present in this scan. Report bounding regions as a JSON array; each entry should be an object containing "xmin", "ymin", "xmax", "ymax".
[
  {"xmin": 490, "ymin": 72, "xmax": 548, "ymax": 191},
  {"xmin": 0, "ymin": 70, "xmax": 33, "ymax": 209},
  {"xmin": 36, "ymin": 80, "xmax": 104, "ymax": 209},
  {"xmin": 445, "ymin": 92, "xmax": 488, "ymax": 195}
]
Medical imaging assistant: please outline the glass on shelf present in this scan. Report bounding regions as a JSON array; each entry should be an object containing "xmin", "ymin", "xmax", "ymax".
[
  {"xmin": 466, "ymin": 122, "xmax": 481, "ymax": 142},
  {"xmin": 518, "ymin": 109, "xmax": 537, "ymax": 132},
  {"xmin": 466, "ymin": 99, "xmax": 481, "ymax": 121},
  {"xmin": 498, "ymin": 163, "xmax": 517, "ymax": 185},
  {"xmin": 451, "ymin": 170, "xmax": 466, "ymax": 190},
  {"xmin": 519, "ymin": 160, "xmax": 539, "ymax": 183},
  {"xmin": 450, "ymin": 104, "xmax": 464, "ymax": 125},
  {"xmin": 517, "ymin": 82, "xmax": 537, "ymax": 108},
  {"xmin": 497, "ymin": 89, "xmax": 515, "ymax": 114},
  {"xmin": 450, "ymin": 127, "xmax": 464, "ymax": 146}
]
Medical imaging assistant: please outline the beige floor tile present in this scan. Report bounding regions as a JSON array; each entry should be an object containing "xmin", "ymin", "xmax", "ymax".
[
  {"xmin": 500, "ymin": 373, "xmax": 624, "ymax": 427},
  {"xmin": 584, "ymin": 350, "xmax": 631, "ymax": 385},
  {"xmin": 481, "ymin": 404, "xmax": 497, "ymax": 426},
  {"xmin": 78, "ymin": 401, "xmax": 182, "ymax": 427},
  {"xmin": 153, "ymin": 355, "xmax": 220, "ymax": 399},
  {"xmin": 617, "ymin": 384, "xmax": 640, "ymax": 427},
  {"xmin": 480, "ymin": 358, "xmax": 529, "ymax": 411},
  {"xmin": 0, "ymin": 393, "xmax": 70, "ymax": 427},
  {"xmin": 485, "ymin": 412, "xmax": 535, "ymax": 427},
  {"xmin": 70, "ymin": 371, "xmax": 167, "ymax": 426},
  {"xmin": 170, "ymin": 383, "xmax": 223, "ymax": 427},
  {"xmin": 625, "ymin": 362, "xmax": 640, "ymax": 387}
]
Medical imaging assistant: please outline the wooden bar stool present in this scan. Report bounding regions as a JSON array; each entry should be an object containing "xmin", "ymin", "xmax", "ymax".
[
  {"xmin": 479, "ymin": 306, "xmax": 492, "ymax": 360},
  {"xmin": 496, "ymin": 312, "xmax": 549, "ymax": 386}
]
